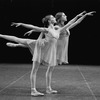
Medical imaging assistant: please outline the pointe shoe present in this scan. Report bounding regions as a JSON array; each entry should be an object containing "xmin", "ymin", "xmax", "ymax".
[
  {"xmin": 0, "ymin": 34, "xmax": 3, "ymax": 37},
  {"xmin": 46, "ymin": 88, "xmax": 58, "ymax": 94},
  {"xmin": 31, "ymin": 91, "xmax": 44, "ymax": 96},
  {"xmin": 6, "ymin": 42, "xmax": 17, "ymax": 47}
]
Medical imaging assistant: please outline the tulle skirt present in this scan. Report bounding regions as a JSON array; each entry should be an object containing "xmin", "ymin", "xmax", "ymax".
[
  {"xmin": 28, "ymin": 38, "xmax": 57, "ymax": 66},
  {"xmin": 27, "ymin": 40, "xmax": 36, "ymax": 55}
]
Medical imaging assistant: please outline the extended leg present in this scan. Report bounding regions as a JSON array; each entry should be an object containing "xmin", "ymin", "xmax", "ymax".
[
  {"xmin": 0, "ymin": 34, "xmax": 34, "ymax": 47},
  {"xmin": 46, "ymin": 65, "xmax": 57, "ymax": 94},
  {"xmin": 30, "ymin": 61, "xmax": 44, "ymax": 96}
]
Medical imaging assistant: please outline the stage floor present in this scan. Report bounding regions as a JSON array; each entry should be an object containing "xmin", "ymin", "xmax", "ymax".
[{"xmin": 0, "ymin": 64, "xmax": 100, "ymax": 100}]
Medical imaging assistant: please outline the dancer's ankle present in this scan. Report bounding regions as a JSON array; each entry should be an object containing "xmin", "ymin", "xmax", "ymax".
[
  {"xmin": 46, "ymin": 86, "xmax": 52, "ymax": 90},
  {"xmin": 31, "ymin": 88, "xmax": 37, "ymax": 91}
]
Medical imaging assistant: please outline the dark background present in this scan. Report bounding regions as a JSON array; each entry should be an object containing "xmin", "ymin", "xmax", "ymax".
[{"xmin": 0, "ymin": 0, "xmax": 99, "ymax": 65}]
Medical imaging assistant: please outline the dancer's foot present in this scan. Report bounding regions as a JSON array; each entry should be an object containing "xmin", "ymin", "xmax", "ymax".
[
  {"xmin": 46, "ymin": 88, "xmax": 57, "ymax": 94},
  {"xmin": 0, "ymin": 34, "xmax": 3, "ymax": 37},
  {"xmin": 63, "ymin": 61, "xmax": 69, "ymax": 64},
  {"xmin": 6, "ymin": 42, "xmax": 17, "ymax": 47},
  {"xmin": 31, "ymin": 89, "xmax": 44, "ymax": 96}
]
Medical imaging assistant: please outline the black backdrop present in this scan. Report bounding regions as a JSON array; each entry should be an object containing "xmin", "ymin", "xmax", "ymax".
[{"xmin": 0, "ymin": 0, "xmax": 100, "ymax": 65}]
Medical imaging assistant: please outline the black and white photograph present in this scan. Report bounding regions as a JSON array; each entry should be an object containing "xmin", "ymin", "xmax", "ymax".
[{"xmin": 0, "ymin": 0, "xmax": 99, "ymax": 100}]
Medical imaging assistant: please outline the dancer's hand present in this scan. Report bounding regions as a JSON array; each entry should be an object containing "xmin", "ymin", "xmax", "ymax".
[
  {"xmin": 77, "ymin": 11, "xmax": 86, "ymax": 17},
  {"xmin": 24, "ymin": 30, "xmax": 34, "ymax": 36},
  {"xmin": 11, "ymin": 22, "xmax": 22, "ymax": 27},
  {"xmin": 85, "ymin": 11, "xmax": 96, "ymax": 16}
]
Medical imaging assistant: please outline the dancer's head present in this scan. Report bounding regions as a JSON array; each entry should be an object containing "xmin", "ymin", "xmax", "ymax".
[
  {"xmin": 42, "ymin": 15, "xmax": 56, "ymax": 27},
  {"xmin": 55, "ymin": 12, "xmax": 67, "ymax": 24}
]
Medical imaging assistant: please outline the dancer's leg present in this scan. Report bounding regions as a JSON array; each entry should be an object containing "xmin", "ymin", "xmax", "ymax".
[
  {"xmin": 30, "ymin": 61, "xmax": 44, "ymax": 96},
  {"xmin": 46, "ymin": 65, "xmax": 57, "ymax": 94},
  {"xmin": 0, "ymin": 34, "xmax": 34, "ymax": 47}
]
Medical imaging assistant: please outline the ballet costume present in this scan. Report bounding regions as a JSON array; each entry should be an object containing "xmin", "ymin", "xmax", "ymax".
[
  {"xmin": 32, "ymin": 28, "xmax": 59, "ymax": 66},
  {"xmin": 57, "ymin": 29, "xmax": 70, "ymax": 64}
]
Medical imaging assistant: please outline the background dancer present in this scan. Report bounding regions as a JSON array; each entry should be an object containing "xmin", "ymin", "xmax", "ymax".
[{"xmin": 55, "ymin": 11, "xmax": 95, "ymax": 64}]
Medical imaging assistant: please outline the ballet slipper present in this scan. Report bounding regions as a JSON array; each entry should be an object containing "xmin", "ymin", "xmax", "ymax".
[
  {"xmin": 46, "ymin": 88, "xmax": 58, "ymax": 94},
  {"xmin": 6, "ymin": 42, "xmax": 17, "ymax": 47},
  {"xmin": 31, "ymin": 89, "xmax": 44, "ymax": 96}
]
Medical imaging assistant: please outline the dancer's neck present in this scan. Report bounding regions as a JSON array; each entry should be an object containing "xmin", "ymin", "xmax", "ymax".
[{"xmin": 58, "ymin": 21, "xmax": 65, "ymax": 27}]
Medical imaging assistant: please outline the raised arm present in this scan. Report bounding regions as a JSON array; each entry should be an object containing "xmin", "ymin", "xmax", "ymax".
[
  {"xmin": 60, "ymin": 11, "xmax": 86, "ymax": 32},
  {"xmin": 11, "ymin": 22, "xmax": 47, "ymax": 32},
  {"xmin": 68, "ymin": 11, "xmax": 96, "ymax": 30}
]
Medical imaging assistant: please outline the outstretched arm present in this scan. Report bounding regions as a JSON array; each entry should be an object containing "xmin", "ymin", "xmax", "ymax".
[
  {"xmin": 68, "ymin": 11, "xmax": 96, "ymax": 30},
  {"xmin": 11, "ymin": 23, "xmax": 47, "ymax": 32},
  {"xmin": 60, "ymin": 11, "xmax": 86, "ymax": 32}
]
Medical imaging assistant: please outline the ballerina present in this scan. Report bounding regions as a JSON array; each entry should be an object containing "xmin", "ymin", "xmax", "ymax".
[
  {"xmin": 0, "ymin": 15, "xmax": 62, "ymax": 96},
  {"xmin": 10, "ymin": 11, "xmax": 94, "ymax": 95},
  {"xmin": 55, "ymin": 11, "xmax": 95, "ymax": 64}
]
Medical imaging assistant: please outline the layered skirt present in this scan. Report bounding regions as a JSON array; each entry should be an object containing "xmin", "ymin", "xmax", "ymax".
[{"xmin": 28, "ymin": 36, "xmax": 57, "ymax": 66}]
